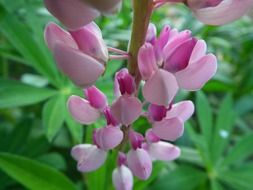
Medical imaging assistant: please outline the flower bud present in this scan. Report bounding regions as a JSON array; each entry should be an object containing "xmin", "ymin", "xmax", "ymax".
[
  {"xmin": 112, "ymin": 165, "xmax": 133, "ymax": 190},
  {"xmin": 71, "ymin": 144, "xmax": 107, "ymax": 172},
  {"xmin": 84, "ymin": 86, "xmax": 107, "ymax": 110},
  {"xmin": 115, "ymin": 69, "xmax": 136, "ymax": 95}
]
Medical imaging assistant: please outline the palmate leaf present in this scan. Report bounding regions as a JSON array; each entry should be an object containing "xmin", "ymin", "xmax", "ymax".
[
  {"xmin": 0, "ymin": 153, "xmax": 76, "ymax": 190},
  {"xmin": 0, "ymin": 79, "xmax": 57, "ymax": 108}
]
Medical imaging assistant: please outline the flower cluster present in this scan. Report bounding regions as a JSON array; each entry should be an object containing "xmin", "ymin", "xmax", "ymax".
[{"xmin": 43, "ymin": 0, "xmax": 252, "ymax": 189}]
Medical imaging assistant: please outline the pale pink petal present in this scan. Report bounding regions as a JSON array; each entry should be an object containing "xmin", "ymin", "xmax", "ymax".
[
  {"xmin": 84, "ymin": 0, "xmax": 122, "ymax": 14},
  {"xmin": 70, "ymin": 24, "xmax": 108, "ymax": 62},
  {"xmin": 44, "ymin": 0, "xmax": 100, "ymax": 30},
  {"xmin": 84, "ymin": 86, "xmax": 107, "ymax": 110},
  {"xmin": 71, "ymin": 144, "xmax": 107, "ymax": 172},
  {"xmin": 192, "ymin": 0, "xmax": 253, "ymax": 25},
  {"xmin": 138, "ymin": 43, "xmax": 158, "ymax": 80},
  {"xmin": 142, "ymin": 69, "xmax": 178, "ymax": 106},
  {"xmin": 153, "ymin": 117, "xmax": 184, "ymax": 141},
  {"xmin": 163, "ymin": 30, "xmax": 192, "ymax": 60},
  {"xmin": 53, "ymin": 42, "xmax": 105, "ymax": 88},
  {"xmin": 164, "ymin": 38, "xmax": 197, "ymax": 73},
  {"xmin": 146, "ymin": 23, "xmax": 157, "ymax": 44},
  {"xmin": 94, "ymin": 126, "xmax": 123, "ymax": 150},
  {"xmin": 67, "ymin": 95, "xmax": 100, "ymax": 124},
  {"xmin": 112, "ymin": 165, "xmax": 133, "ymax": 190},
  {"xmin": 166, "ymin": 101, "xmax": 195, "ymax": 122},
  {"xmin": 189, "ymin": 40, "xmax": 207, "ymax": 64},
  {"xmin": 44, "ymin": 22, "xmax": 77, "ymax": 50},
  {"xmin": 175, "ymin": 54, "xmax": 217, "ymax": 90},
  {"xmin": 147, "ymin": 141, "xmax": 181, "ymax": 161},
  {"xmin": 127, "ymin": 148, "xmax": 152, "ymax": 180},
  {"xmin": 111, "ymin": 96, "xmax": 142, "ymax": 126}
]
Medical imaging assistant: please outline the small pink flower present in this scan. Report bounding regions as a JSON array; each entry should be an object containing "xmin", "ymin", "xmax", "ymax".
[
  {"xmin": 138, "ymin": 24, "xmax": 217, "ymax": 106},
  {"xmin": 127, "ymin": 148, "xmax": 152, "ymax": 180},
  {"xmin": 67, "ymin": 86, "xmax": 107, "ymax": 124},
  {"xmin": 149, "ymin": 101, "xmax": 194, "ymax": 141},
  {"xmin": 93, "ymin": 125, "xmax": 123, "ymax": 150},
  {"xmin": 187, "ymin": 0, "xmax": 253, "ymax": 25},
  {"xmin": 44, "ymin": 22, "xmax": 107, "ymax": 88},
  {"xmin": 112, "ymin": 165, "xmax": 133, "ymax": 190},
  {"xmin": 71, "ymin": 144, "xmax": 107, "ymax": 172}
]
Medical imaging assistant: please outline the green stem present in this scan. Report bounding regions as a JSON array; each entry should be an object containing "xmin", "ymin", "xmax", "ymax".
[{"xmin": 128, "ymin": 0, "xmax": 154, "ymax": 80}]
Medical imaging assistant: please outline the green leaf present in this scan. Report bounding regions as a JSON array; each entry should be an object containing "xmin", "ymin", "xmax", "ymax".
[
  {"xmin": 221, "ymin": 133, "xmax": 253, "ymax": 167},
  {"xmin": 0, "ymin": 79, "xmax": 57, "ymax": 108},
  {"xmin": 219, "ymin": 163, "xmax": 253, "ymax": 190},
  {"xmin": 211, "ymin": 94, "xmax": 236, "ymax": 164},
  {"xmin": 43, "ymin": 95, "xmax": 66, "ymax": 141},
  {"xmin": 149, "ymin": 165, "xmax": 207, "ymax": 190},
  {"xmin": 196, "ymin": 91, "xmax": 213, "ymax": 145},
  {"xmin": 179, "ymin": 146, "xmax": 203, "ymax": 166},
  {"xmin": 211, "ymin": 180, "xmax": 224, "ymax": 190},
  {"xmin": 0, "ymin": 152, "xmax": 76, "ymax": 190}
]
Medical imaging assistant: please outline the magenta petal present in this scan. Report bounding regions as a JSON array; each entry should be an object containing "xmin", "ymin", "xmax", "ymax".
[
  {"xmin": 148, "ymin": 104, "xmax": 167, "ymax": 122},
  {"xmin": 111, "ymin": 96, "xmax": 142, "ymax": 126},
  {"xmin": 127, "ymin": 148, "xmax": 152, "ymax": 180},
  {"xmin": 84, "ymin": 86, "xmax": 107, "ymax": 110},
  {"xmin": 70, "ymin": 23, "xmax": 108, "ymax": 62},
  {"xmin": 143, "ymin": 69, "xmax": 178, "ymax": 106},
  {"xmin": 71, "ymin": 144, "xmax": 107, "ymax": 172},
  {"xmin": 112, "ymin": 165, "xmax": 133, "ymax": 190},
  {"xmin": 145, "ymin": 129, "xmax": 160, "ymax": 143},
  {"xmin": 44, "ymin": 0, "xmax": 100, "ymax": 30},
  {"xmin": 94, "ymin": 126, "xmax": 123, "ymax": 150},
  {"xmin": 166, "ymin": 101, "xmax": 195, "ymax": 122},
  {"xmin": 44, "ymin": 22, "xmax": 77, "ymax": 50},
  {"xmin": 67, "ymin": 95, "xmax": 100, "ymax": 124},
  {"xmin": 138, "ymin": 43, "xmax": 158, "ymax": 80},
  {"xmin": 191, "ymin": 0, "xmax": 253, "ymax": 25},
  {"xmin": 115, "ymin": 69, "xmax": 136, "ymax": 95},
  {"xmin": 53, "ymin": 42, "xmax": 105, "ymax": 88},
  {"xmin": 148, "ymin": 141, "xmax": 181, "ymax": 161},
  {"xmin": 153, "ymin": 117, "xmax": 184, "ymax": 141},
  {"xmin": 175, "ymin": 54, "xmax": 217, "ymax": 90}
]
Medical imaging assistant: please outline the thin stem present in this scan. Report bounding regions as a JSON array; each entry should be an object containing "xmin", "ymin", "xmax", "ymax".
[
  {"xmin": 108, "ymin": 47, "xmax": 128, "ymax": 55},
  {"xmin": 127, "ymin": 0, "xmax": 154, "ymax": 80},
  {"xmin": 109, "ymin": 54, "xmax": 130, "ymax": 60}
]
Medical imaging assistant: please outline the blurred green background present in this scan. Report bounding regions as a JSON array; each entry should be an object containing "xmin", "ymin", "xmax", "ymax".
[{"xmin": 0, "ymin": 0, "xmax": 253, "ymax": 190}]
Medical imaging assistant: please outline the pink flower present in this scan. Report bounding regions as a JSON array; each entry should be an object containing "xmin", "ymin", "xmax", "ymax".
[
  {"xmin": 112, "ymin": 165, "xmax": 133, "ymax": 190},
  {"xmin": 148, "ymin": 101, "xmax": 194, "ymax": 141},
  {"xmin": 44, "ymin": 22, "xmax": 107, "ymax": 88},
  {"xmin": 138, "ymin": 24, "xmax": 217, "ymax": 106},
  {"xmin": 67, "ymin": 86, "xmax": 107, "ymax": 124},
  {"xmin": 71, "ymin": 144, "xmax": 107, "ymax": 172},
  {"xmin": 44, "ymin": 0, "xmax": 122, "ymax": 29},
  {"xmin": 187, "ymin": 0, "xmax": 253, "ymax": 25}
]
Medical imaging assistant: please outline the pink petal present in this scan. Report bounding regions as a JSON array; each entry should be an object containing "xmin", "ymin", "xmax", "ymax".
[
  {"xmin": 84, "ymin": 86, "xmax": 107, "ymax": 110},
  {"xmin": 166, "ymin": 101, "xmax": 195, "ymax": 122},
  {"xmin": 192, "ymin": 0, "xmax": 253, "ymax": 25},
  {"xmin": 189, "ymin": 40, "xmax": 207, "ymax": 64},
  {"xmin": 145, "ymin": 129, "xmax": 160, "ymax": 143},
  {"xmin": 142, "ymin": 69, "xmax": 178, "ymax": 106},
  {"xmin": 127, "ymin": 148, "xmax": 152, "ymax": 180},
  {"xmin": 44, "ymin": 22, "xmax": 77, "ymax": 50},
  {"xmin": 163, "ymin": 30, "xmax": 192, "ymax": 60},
  {"xmin": 111, "ymin": 96, "xmax": 142, "ymax": 126},
  {"xmin": 175, "ymin": 54, "xmax": 217, "ymax": 90},
  {"xmin": 44, "ymin": 0, "xmax": 100, "ymax": 30},
  {"xmin": 148, "ymin": 104, "xmax": 167, "ymax": 122},
  {"xmin": 146, "ymin": 23, "xmax": 157, "ymax": 44},
  {"xmin": 84, "ymin": 0, "xmax": 122, "ymax": 14},
  {"xmin": 53, "ymin": 42, "xmax": 105, "ymax": 88},
  {"xmin": 164, "ymin": 38, "xmax": 197, "ymax": 73},
  {"xmin": 70, "ymin": 23, "xmax": 108, "ymax": 62},
  {"xmin": 94, "ymin": 126, "xmax": 123, "ymax": 150},
  {"xmin": 153, "ymin": 117, "xmax": 184, "ymax": 141},
  {"xmin": 71, "ymin": 144, "xmax": 107, "ymax": 172},
  {"xmin": 67, "ymin": 95, "xmax": 100, "ymax": 124},
  {"xmin": 115, "ymin": 69, "xmax": 136, "ymax": 95},
  {"xmin": 147, "ymin": 141, "xmax": 181, "ymax": 161},
  {"xmin": 129, "ymin": 130, "xmax": 145, "ymax": 150},
  {"xmin": 112, "ymin": 165, "xmax": 133, "ymax": 190},
  {"xmin": 138, "ymin": 43, "xmax": 158, "ymax": 80}
]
